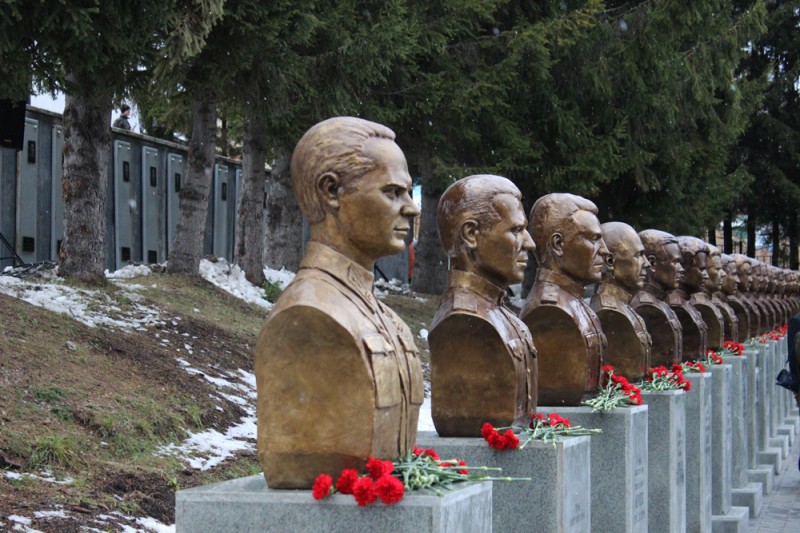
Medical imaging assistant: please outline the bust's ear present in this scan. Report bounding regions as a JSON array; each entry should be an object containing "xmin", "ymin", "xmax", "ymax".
[
  {"xmin": 550, "ymin": 233, "xmax": 564, "ymax": 257},
  {"xmin": 460, "ymin": 219, "xmax": 479, "ymax": 251},
  {"xmin": 646, "ymin": 254, "xmax": 657, "ymax": 267},
  {"xmin": 605, "ymin": 253, "xmax": 615, "ymax": 268},
  {"xmin": 316, "ymin": 172, "xmax": 341, "ymax": 209}
]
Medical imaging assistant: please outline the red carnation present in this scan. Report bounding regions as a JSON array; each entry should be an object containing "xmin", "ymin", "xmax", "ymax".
[
  {"xmin": 502, "ymin": 429, "xmax": 520, "ymax": 449},
  {"xmin": 312, "ymin": 474, "xmax": 333, "ymax": 500},
  {"xmin": 481, "ymin": 423, "xmax": 495, "ymax": 439},
  {"xmin": 336, "ymin": 469, "xmax": 359, "ymax": 495},
  {"xmin": 375, "ymin": 475, "xmax": 405, "ymax": 505},
  {"xmin": 487, "ymin": 430, "xmax": 507, "ymax": 450},
  {"xmin": 413, "ymin": 446, "xmax": 424, "ymax": 456},
  {"xmin": 457, "ymin": 459, "xmax": 469, "ymax": 475},
  {"xmin": 366, "ymin": 457, "xmax": 394, "ymax": 480},
  {"xmin": 353, "ymin": 476, "xmax": 378, "ymax": 506},
  {"xmin": 422, "ymin": 448, "xmax": 440, "ymax": 461}
]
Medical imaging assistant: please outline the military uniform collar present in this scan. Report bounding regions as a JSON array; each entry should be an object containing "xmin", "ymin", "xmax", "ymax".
[
  {"xmin": 448, "ymin": 269, "xmax": 506, "ymax": 305},
  {"xmin": 643, "ymin": 281, "xmax": 667, "ymax": 300},
  {"xmin": 536, "ymin": 268, "xmax": 585, "ymax": 299},
  {"xmin": 597, "ymin": 281, "xmax": 633, "ymax": 303},
  {"xmin": 300, "ymin": 242, "xmax": 376, "ymax": 303}
]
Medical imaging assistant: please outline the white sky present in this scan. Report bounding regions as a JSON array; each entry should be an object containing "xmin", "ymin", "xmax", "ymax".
[{"xmin": 30, "ymin": 91, "xmax": 141, "ymax": 132}]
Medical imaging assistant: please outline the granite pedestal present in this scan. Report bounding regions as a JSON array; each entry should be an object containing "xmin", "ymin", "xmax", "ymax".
[
  {"xmin": 175, "ymin": 474, "xmax": 492, "ymax": 533},
  {"xmin": 684, "ymin": 372, "xmax": 712, "ymax": 533},
  {"xmin": 754, "ymin": 345, "xmax": 783, "ymax": 474},
  {"xmin": 742, "ymin": 350, "xmax": 759, "ymax": 470},
  {"xmin": 640, "ymin": 390, "xmax": 686, "ymax": 533},
  {"xmin": 557, "ymin": 405, "xmax": 648, "ymax": 533},
  {"xmin": 415, "ymin": 431, "xmax": 591, "ymax": 533},
  {"xmin": 708, "ymin": 364, "xmax": 748, "ymax": 531}
]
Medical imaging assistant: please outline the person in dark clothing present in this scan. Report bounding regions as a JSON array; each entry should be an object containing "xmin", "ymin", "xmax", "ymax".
[
  {"xmin": 112, "ymin": 104, "xmax": 131, "ymax": 130},
  {"xmin": 787, "ymin": 311, "xmax": 800, "ymax": 471}
]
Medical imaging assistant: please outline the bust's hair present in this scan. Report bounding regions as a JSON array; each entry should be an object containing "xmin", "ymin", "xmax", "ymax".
[
  {"xmin": 291, "ymin": 117, "xmax": 396, "ymax": 224},
  {"xmin": 529, "ymin": 193, "xmax": 598, "ymax": 264},
  {"xmin": 638, "ymin": 229, "xmax": 679, "ymax": 260},
  {"xmin": 437, "ymin": 175, "xmax": 521, "ymax": 257},
  {"xmin": 601, "ymin": 221, "xmax": 639, "ymax": 252},
  {"xmin": 677, "ymin": 236, "xmax": 708, "ymax": 265},
  {"xmin": 707, "ymin": 244, "xmax": 721, "ymax": 257}
]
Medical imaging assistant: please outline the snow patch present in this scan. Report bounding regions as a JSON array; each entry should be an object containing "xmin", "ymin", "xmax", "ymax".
[
  {"xmin": 263, "ymin": 267, "xmax": 295, "ymax": 289},
  {"xmin": 199, "ymin": 259, "xmax": 272, "ymax": 309},
  {"xmin": 418, "ymin": 328, "xmax": 429, "ymax": 340},
  {"xmin": 105, "ymin": 264, "xmax": 153, "ymax": 279},
  {"xmin": 417, "ymin": 397, "xmax": 435, "ymax": 432}
]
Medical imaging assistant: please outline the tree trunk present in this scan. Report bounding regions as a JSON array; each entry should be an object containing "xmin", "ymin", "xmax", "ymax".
[
  {"xmin": 235, "ymin": 106, "xmax": 266, "ymax": 284},
  {"xmin": 789, "ymin": 213, "xmax": 798, "ymax": 270},
  {"xmin": 708, "ymin": 226, "xmax": 716, "ymax": 246},
  {"xmin": 746, "ymin": 205, "xmax": 756, "ymax": 258},
  {"xmin": 771, "ymin": 218, "xmax": 780, "ymax": 266},
  {"xmin": 167, "ymin": 99, "xmax": 217, "ymax": 274},
  {"xmin": 723, "ymin": 213, "xmax": 733, "ymax": 254},
  {"xmin": 410, "ymin": 149, "xmax": 447, "ymax": 295},
  {"xmin": 263, "ymin": 148, "xmax": 303, "ymax": 271},
  {"xmin": 58, "ymin": 76, "xmax": 112, "ymax": 283}
]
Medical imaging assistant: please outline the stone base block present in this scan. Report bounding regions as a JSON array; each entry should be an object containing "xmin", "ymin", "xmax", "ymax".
[
  {"xmin": 711, "ymin": 506, "xmax": 749, "ymax": 533},
  {"xmin": 768, "ymin": 435, "xmax": 789, "ymax": 459},
  {"xmin": 555, "ymin": 405, "xmax": 649, "ymax": 533},
  {"xmin": 641, "ymin": 390, "xmax": 686, "ymax": 533},
  {"xmin": 756, "ymin": 449, "xmax": 782, "ymax": 474},
  {"xmin": 747, "ymin": 468, "xmax": 773, "ymax": 495},
  {"xmin": 685, "ymin": 372, "xmax": 712, "ymax": 533},
  {"xmin": 730, "ymin": 483, "xmax": 762, "ymax": 518},
  {"xmin": 415, "ymin": 431, "xmax": 590, "ymax": 533},
  {"xmin": 777, "ymin": 425, "xmax": 794, "ymax": 447},
  {"xmin": 175, "ymin": 474, "xmax": 492, "ymax": 533}
]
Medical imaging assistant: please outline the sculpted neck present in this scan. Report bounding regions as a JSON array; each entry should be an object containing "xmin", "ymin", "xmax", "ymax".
[
  {"xmin": 597, "ymin": 281, "xmax": 633, "ymax": 304},
  {"xmin": 642, "ymin": 281, "xmax": 667, "ymax": 301},
  {"xmin": 536, "ymin": 267, "xmax": 585, "ymax": 299}
]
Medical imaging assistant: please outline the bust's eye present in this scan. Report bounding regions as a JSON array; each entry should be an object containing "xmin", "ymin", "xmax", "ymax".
[{"xmin": 383, "ymin": 186, "xmax": 404, "ymax": 199}]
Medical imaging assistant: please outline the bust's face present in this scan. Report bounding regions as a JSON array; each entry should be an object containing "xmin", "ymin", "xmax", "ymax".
[
  {"xmin": 682, "ymin": 251, "xmax": 709, "ymax": 292},
  {"xmin": 561, "ymin": 209, "xmax": 608, "ymax": 284},
  {"xmin": 737, "ymin": 262, "xmax": 751, "ymax": 291},
  {"xmin": 722, "ymin": 262, "xmax": 739, "ymax": 295},
  {"xmin": 652, "ymin": 242, "xmax": 684, "ymax": 291},
  {"xmin": 705, "ymin": 254, "xmax": 723, "ymax": 292},
  {"xmin": 472, "ymin": 194, "xmax": 535, "ymax": 288},
  {"xmin": 334, "ymin": 138, "xmax": 419, "ymax": 264},
  {"xmin": 606, "ymin": 229, "xmax": 650, "ymax": 292}
]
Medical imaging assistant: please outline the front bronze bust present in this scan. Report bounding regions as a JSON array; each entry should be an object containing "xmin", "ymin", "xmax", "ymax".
[
  {"xmin": 429, "ymin": 175, "xmax": 537, "ymax": 436},
  {"xmin": 706, "ymin": 245, "xmax": 737, "ymax": 343},
  {"xmin": 631, "ymin": 229, "xmax": 684, "ymax": 366},
  {"xmin": 520, "ymin": 193, "xmax": 608, "ymax": 406},
  {"xmin": 685, "ymin": 239, "xmax": 725, "ymax": 350},
  {"xmin": 255, "ymin": 117, "xmax": 424, "ymax": 489},
  {"xmin": 667, "ymin": 236, "xmax": 709, "ymax": 359},
  {"xmin": 590, "ymin": 222, "xmax": 652, "ymax": 381},
  {"xmin": 720, "ymin": 253, "xmax": 749, "ymax": 342}
]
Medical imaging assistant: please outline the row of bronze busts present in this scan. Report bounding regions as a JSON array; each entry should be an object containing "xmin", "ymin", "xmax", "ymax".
[
  {"xmin": 429, "ymin": 180, "xmax": 800, "ymax": 438},
  {"xmin": 254, "ymin": 117, "xmax": 799, "ymax": 489}
]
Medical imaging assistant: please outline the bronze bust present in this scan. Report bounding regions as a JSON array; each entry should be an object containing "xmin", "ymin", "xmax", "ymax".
[
  {"xmin": 631, "ymin": 229, "xmax": 684, "ymax": 366},
  {"xmin": 746, "ymin": 258, "xmax": 773, "ymax": 334},
  {"xmin": 720, "ymin": 253, "xmax": 749, "ymax": 342},
  {"xmin": 255, "ymin": 117, "xmax": 424, "ymax": 488},
  {"xmin": 686, "ymin": 240, "xmax": 725, "ymax": 350},
  {"xmin": 590, "ymin": 222, "xmax": 652, "ymax": 381},
  {"xmin": 429, "ymin": 175, "xmax": 537, "ymax": 436},
  {"xmin": 667, "ymin": 236, "xmax": 709, "ymax": 359},
  {"xmin": 732, "ymin": 254, "xmax": 762, "ymax": 336},
  {"xmin": 520, "ymin": 193, "xmax": 608, "ymax": 406}
]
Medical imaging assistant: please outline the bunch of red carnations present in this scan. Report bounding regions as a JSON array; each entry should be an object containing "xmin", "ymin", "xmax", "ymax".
[
  {"xmin": 481, "ymin": 413, "xmax": 601, "ymax": 451},
  {"xmin": 582, "ymin": 365, "xmax": 642, "ymax": 411},
  {"xmin": 701, "ymin": 350, "xmax": 723, "ymax": 365},
  {"xmin": 720, "ymin": 341, "xmax": 745, "ymax": 356},
  {"xmin": 312, "ymin": 446, "xmax": 516, "ymax": 505},
  {"xmin": 638, "ymin": 365, "xmax": 691, "ymax": 392},
  {"xmin": 679, "ymin": 361, "xmax": 707, "ymax": 374}
]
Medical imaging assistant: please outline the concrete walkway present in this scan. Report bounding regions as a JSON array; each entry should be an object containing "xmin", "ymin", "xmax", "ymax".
[{"xmin": 749, "ymin": 431, "xmax": 800, "ymax": 532}]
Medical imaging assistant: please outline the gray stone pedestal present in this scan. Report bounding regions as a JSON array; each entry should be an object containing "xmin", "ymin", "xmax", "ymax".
[
  {"xmin": 708, "ymin": 364, "xmax": 747, "ymax": 531},
  {"xmin": 415, "ymin": 431, "xmax": 591, "ymax": 533},
  {"xmin": 557, "ymin": 405, "xmax": 649, "ymax": 533},
  {"xmin": 742, "ymin": 350, "xmax": 759, "ymax": 470},
  {"xmin": 684, "ymin": 372, "xmax": 712, "ymax": 533},
  {"xmin": 175, "ymin": 475, "xmax": 492, "ymax": 533},
  {"xmin": 641, "ymin": 390, "xmax": 686, "ymax": 533},
  {"xmin": 720, "ymin": 355, "xmax": 761, "ymax": 518}
]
